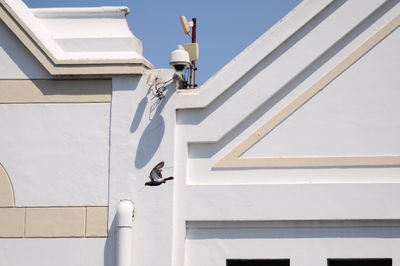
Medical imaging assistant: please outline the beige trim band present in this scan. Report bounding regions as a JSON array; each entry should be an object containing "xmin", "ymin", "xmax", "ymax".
[
  {"xmin": 216, "ymin": 156, "xmax": 400, "ymax": 168},
  {"xmin": 0, "ymin": 2, "xmax": 152, "ymax": 75},
  {"xmin": 0, "ymin": 79, "xmax": 112, "ymax": 103},
  {"xmin": 0, "ymin": 206, "xmax": 108, "ymax": 238},
  {"xmin": 214, "ymin": 15, "xmax": 400, "ymax": 169}
]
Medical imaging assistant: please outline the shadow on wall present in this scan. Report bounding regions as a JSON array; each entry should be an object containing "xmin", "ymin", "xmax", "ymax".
[
  {"xmin": 187, "ymin": 225, "xmax": 400, "ymax": 240},
  {"xmin": 132, "ymin": 83, "xmax": 175, "ymax": 169},
  {"xmin": 0, "ymin": 20, "xmax": 51, "ymax": 78},
  {"xmin": 104, "ymin": 214, "xmax": 116, "ymax": 266},
  {"xmin": 31, "ymin": 79, "xmax": 112, "ymax": 96}
]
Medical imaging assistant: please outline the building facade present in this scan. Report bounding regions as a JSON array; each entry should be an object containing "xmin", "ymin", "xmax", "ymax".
[{"xmin": 1, "ymin": 0, "xmax": 400, "ymax": 265}]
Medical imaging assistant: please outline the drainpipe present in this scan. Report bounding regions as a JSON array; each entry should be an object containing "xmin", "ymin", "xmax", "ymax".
[{"xmin": 117, "ymin": 200, "xmax": 134, "ymax": 266}]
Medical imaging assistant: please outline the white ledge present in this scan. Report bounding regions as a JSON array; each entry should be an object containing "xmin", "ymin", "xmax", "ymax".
[{"xmin": 31, "ymin": 6, "xmax": 130, "ymax": 18}]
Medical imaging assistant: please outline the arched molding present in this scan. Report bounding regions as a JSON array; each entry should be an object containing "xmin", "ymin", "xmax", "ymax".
[{"xmin": 0, "ymin": 162, "xmax": 15, "ymax": 207}]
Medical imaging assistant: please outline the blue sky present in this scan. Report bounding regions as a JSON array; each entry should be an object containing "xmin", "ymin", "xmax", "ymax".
[{"xmin": 24, "ymin": 0, "xmax": 302, "ymax": 85}]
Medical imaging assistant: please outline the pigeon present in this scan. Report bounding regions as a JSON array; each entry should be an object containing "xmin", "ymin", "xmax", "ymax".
[{"xmin": 145, "ymin": 161, "xmax": 174, "ymax": 186}]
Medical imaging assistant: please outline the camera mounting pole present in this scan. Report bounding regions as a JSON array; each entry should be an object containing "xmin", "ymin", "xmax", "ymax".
[
  {"xmin": 174, "ymin": 16, "xmax": 199, "ymax": 89},
  {"xmin": 189, "ymin": 18, "xmax": 197, "ymax": 89}
]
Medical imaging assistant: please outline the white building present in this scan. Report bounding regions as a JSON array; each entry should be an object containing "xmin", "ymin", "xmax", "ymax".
[{"xmin": 0, "ymin": 0, "xmax": 400, "ymax": 265}]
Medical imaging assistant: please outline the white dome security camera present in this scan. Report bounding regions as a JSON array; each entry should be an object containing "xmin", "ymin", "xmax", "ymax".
[{"xmin": 169, "ymin": 45, "xmax": 191, "ymax": 72}]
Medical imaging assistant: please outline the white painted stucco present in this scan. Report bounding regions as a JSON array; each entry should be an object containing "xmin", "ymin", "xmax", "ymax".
[
  {"xmin": 0, "ymin": 238, "xmax": 106, "ymax": 266},
  {"xmin": 186, "ymin": 222, "xmax": 400, "ymax": 266},
  {"xmin": 173, "ymin": 1, "xmax": 400, "ymax": 265},
  {"xmin": 244, "ymin": 28, "xmax": 400, "ymax": 158},
  {"xmin": 182, "ymin": 1, "xmax": 400, "ymax": 186},
  {"xmin": 0, "ymin": 103, "xmax": 111, "ymax": 206},
  {"xmin": 107, "ymin": 71, "xmax": 176, "ymax": 266},
  {"xmin": 177, "ymin": 0, "xmax": 394, "ymax": 143}
]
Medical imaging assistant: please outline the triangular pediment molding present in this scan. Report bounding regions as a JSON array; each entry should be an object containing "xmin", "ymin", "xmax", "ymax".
[{"xmin": 214, "ymin": 15, "xmax": 400, "ymax": 169}]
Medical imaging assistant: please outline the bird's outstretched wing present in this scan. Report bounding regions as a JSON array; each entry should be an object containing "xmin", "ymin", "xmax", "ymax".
[
  {"xmin": 154, "ymin": 161, "xmax": 164, "ymax": 170},
  {"xmin": 149, "ymin": 161, "xmax": 164, "ymax": 182}
]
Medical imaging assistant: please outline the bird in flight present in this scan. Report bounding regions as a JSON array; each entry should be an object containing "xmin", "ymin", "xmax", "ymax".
[{"xmin": 145, "ymin": 161, "xmax": 174, "ymax": 186}]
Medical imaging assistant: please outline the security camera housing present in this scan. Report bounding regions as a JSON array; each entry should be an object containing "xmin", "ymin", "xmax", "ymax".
[{"xmin": 169, "ymin": 45, "xmax": 191, "ymax": 72}]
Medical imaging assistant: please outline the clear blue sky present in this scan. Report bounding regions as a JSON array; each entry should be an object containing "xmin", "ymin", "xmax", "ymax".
[{"xmin": 24, "ymin": 0, "xmax": 302, "ymax": 85}]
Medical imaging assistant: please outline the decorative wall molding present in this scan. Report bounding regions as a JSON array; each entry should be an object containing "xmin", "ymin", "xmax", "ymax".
[
  {"xmin": 214, "ymin": 15, "xmax": 400, "ymax": 169},
  {"xmin": 0, "ymin": 162, "xmax": 14, "ymax": 207},
  {"xmin": 0, "ymin": 163, "xmax": 108, "ymax": 238},
  {"xmin": 0, "ymin": 206, "xmax": 108, "ymax": 238},
  {"xmin": 0, "ymin": 79, "xmax": 112, "ymax": 103}
]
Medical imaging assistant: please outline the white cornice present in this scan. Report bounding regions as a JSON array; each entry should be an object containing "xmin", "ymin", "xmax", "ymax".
[{"xmin": 0, "ymin": 0, "xmax": 152, "ymax": 75}]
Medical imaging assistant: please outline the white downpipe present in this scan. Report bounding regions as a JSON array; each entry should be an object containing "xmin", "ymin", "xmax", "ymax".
[{"xmin": 117, "ymin": 200, "xmax": 134, "ymax": 266}]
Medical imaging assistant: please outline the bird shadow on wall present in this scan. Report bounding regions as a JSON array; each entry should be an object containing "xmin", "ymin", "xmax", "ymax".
[{"xmin": 131, "ymin": 84, "xmax": 175, "ymax": 169}]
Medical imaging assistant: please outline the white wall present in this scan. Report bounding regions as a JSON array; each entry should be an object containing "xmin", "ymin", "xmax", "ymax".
[
  {"xmin": 0, "ymin": 103, "xmax": 110, "ymax": 206},
  {"xmin": 174, "ymin": 1, "xmax": 400, "ymax": 266},
  {"xmin": 180, "ymin": 0, "xmax": 400, "ymax": 185},
  {"xmin": 0, "ymin": 238, "xmax": 106, "ymax": 266},
  {"xmin": 107, "ymin": 70, "xmax": 176, "ymax": 266},
  {"xmin": 0, "ymin": 14, "xmax": 111, "ymax": 264},
  {"xmin": 244, "ymin": 27, "xmax": 400, "ymax": 158},
  {"xmin": 186, "ymin": 222, "xmax": 400, "ymax": 266}
]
